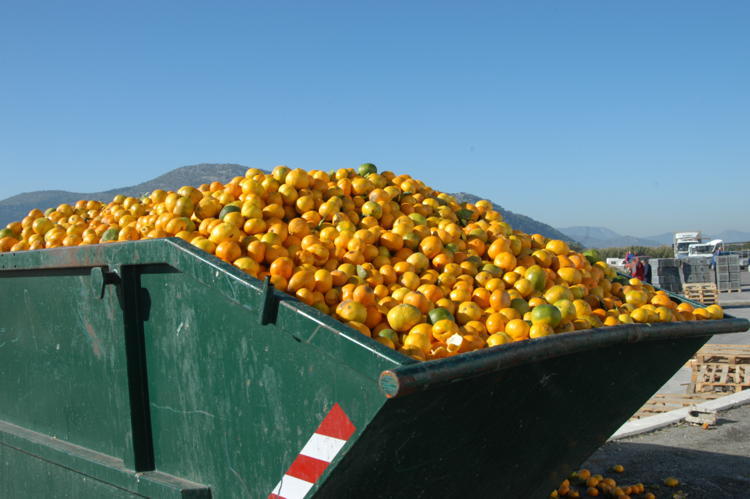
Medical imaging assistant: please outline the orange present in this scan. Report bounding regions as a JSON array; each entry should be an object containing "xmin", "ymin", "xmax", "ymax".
[
  {"xmin": 233, "ymin": 256, "xmax": 259, "ymax": 274},
  {"xmin": 530, "ymin": 304, "xmax": 562, "ymax": 328},
  {"xmin": 545, "ymin": 239, "xmax": 569, "ymax": 256},
  {"xmin": 418, "ymin": 284, "xmax": 443, "ymax": 303},
  {"xmin": 513, "ymin": 278, "xmax": 533, "ymax": 298},
  {"xmin": 246, "ymin": 240, "xmax": 266, "ymax": 263},
  {"xmin": 487, "ymin": 238, "xmax": 511, "ymax": 260},
  {"xmin": 386, "ymin": 304, "xmax": 422, "ymax": 332},
  {"xmin": 463, "ymin": 320, "xmax": 486, "ymax": 337},
  {"xmin": 209, "ymin": 222, "xmax": 241, "ymax": 244},
  {"xmin": 498, "ymin": 307, "xmax": 520, "ymax": 322},
  {"xmin": 352, "ymin": 284, "xmax": 376, "ymax": 306},
  {"xmin": 486, "ymin": 332, "xmax": 513, "ymax": 347},
  {"xmin": 313, "ymin": 269, "xmax": 333, "ymax": 293},
  {"xmin": 676, "ymin": 302, "xmax": 694, "ymax": 314},
  {"xmin": 602, "ymin": 316, "xmax": 620, "ymax": 327},
  {"xmin": 572, "ymin": 299, "xmax": 592, "ymax": 318},
  {"xmin": 269, "ymin": 256, "xmax": 294, "ymax": 279},
  {"xmin": 630, "ymin": 308, "xmax": 651, "ymax": 323},
  {"xmin": 471, "ymin": 287, "xmax": 491, "ymax": 308},
  {"xmin": 403, "ymin": 291, "xmax": 431, "ymax": 314},
  {"xmin": 505, "ymin": 319, "xmax": 530, "ymax": 341},
  {"xmin": 215, "ymin": 240, "xmax": 241, "ymax": 262},
  {"xmin": 624, "ymin": 289, "xmax": 648, "ymax": 307},
  {"xmin": 544, "ymin": 285, "xmax": 573, "ymax": 304},
  {"xmin": 524, "ymin": 265, "xmax": 546, "ymax": 292},
  {"xmin": 527, "ymin": 296, "xmax": 546, "ymax": 308},
  {"xmin": 663, "ymin": 477, "xmax": 679, "ymax": 488},
  {"xmin": 529, "ymin": 322, "xmax": 554, "ymax": 338},
  {"xmin": 403, "ymin": 330, "xmax": 430, "ymax": 353},
  {"xmin": 419, "ymin": 236, "xmax": 443, "ymax": 259},
  {"xmin": 0, "ymin": 236, "xmax": 19, "ymax": 251},
  {"xmin": 489, "ymin": 289, "xmax": 511, "ymax": 311},
  {"xmin": 456, "ymin": 301, "xmax": 482, "ymax": 325},
  {"xmin": 336, "ymin": 300, "xmax": 368, "ymax": 323},
  {"xmin": 655, "ymin": 306, "xmax": 674, "ymax": 322},
  {"xmin": 557, "ymin": 267, "xmax": 582, "ymax": 285},
  {"xmin": 32, "ymin": 218, "xmax": 55, "ymax": 235},
  {"xmin": 485, "ymin": 313, "xmax": 507, "ymax": 334},
  {"xmin": 493, "ymin": 251, "xmax": 517, "ymax": 271},
  {"xmin": 705, "ymin": 304, "xmax": 724, "ymax": 320},
  {"xmin": 431, "ymin": 319, "xmax": 459, "ymax": 342},
  {"xmin": 531, "ymin": 249, "xmax": 553, "ymax": 267},
  {"xmin": 288, "ymin": 269, "xmax": 315, "ymax": 292},
  {"xmin": 693, "ymin": 308, "xmax": 711, "ymax": 320},
  {"xmin": 651, "ymin": 293, "xmax": 676, "ymax": 309},
  {"xmin": 554, "ymin": 299, "xmax": 576, "ymax": 323}
]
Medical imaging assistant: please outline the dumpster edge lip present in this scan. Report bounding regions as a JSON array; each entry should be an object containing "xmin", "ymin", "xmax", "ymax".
[{"xmin": 379, "ymin": 317, "xmax": 750, "ymax": 398}]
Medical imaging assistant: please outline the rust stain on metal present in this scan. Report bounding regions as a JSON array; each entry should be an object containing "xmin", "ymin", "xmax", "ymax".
[{"xmin": 84, "ymin": 322, "xmax": 103, "ymax": 359}]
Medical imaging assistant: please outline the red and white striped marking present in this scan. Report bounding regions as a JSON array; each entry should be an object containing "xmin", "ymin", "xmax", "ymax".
[{"xmin": 269, "ymin": 403, "xmax": 356, "ymax": 499}]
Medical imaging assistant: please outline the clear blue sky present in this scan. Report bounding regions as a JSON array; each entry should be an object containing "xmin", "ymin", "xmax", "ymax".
[{"xmin": 1, "ymin": 1, "xmax": 747, "ymax": 237}]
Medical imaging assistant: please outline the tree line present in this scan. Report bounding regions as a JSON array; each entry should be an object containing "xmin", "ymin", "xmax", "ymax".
[{"xmin": 595, "ymin": 245, "xmax": 675, "ymax": 259}]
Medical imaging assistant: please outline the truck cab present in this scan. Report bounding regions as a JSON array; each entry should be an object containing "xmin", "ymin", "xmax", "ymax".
[
  {"xmin": 688, "ymin": 239, "xmax": 724, "ymax": 260},
  {"xmin": 674, "ymin": 231, "xmax": 702, "ymax": 258}
]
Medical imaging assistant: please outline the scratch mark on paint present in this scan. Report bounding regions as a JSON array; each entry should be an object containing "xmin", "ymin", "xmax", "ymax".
[
  {"xmin": 223, "ymin": 432, "xmax": 251, "ymax": 496},
  {"xmin": 150, "ymin": 402, "xmax": 215, "ymax": 418}
]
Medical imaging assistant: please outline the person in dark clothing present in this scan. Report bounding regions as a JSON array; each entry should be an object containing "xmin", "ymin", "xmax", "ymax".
[
  {"xmin": 642, "ymin": 258, "xmax": 652, "ymax": 284},
  {"xmin": 632, "ymin": 257, "xmax": 645, "ymax": 281}
]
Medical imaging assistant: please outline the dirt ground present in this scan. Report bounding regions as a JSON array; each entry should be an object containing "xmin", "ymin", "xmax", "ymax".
[
  {"xmin": 578, "ymin": 273, "xmax": 750, "ymax": 498},
  {"xmin": 581, "ymin": 404, "xmax": 750, "ymax": 498}
]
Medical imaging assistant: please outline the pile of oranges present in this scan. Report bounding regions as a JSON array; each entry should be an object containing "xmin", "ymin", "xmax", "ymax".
[
  {"xmin": 0, "ymin": 164, "xmax": 723, "ymax": 361},
  {"xmin": 552, "ymin": 467, "xmax": 680, "ymax": 498}
]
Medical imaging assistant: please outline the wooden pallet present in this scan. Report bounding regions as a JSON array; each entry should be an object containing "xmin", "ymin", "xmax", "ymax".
[
  {"xmin": 630, "ymin": 392, "xmax": 724, "ymax": 420},
  {"xmin": 682, "ymin": 283, "xmax": 719, "ymax": 305},
  {"xmin": 692, "ymin": 363, "xmax": 750, "ymax": 393},
  {"xmin": 693, "ymin": 344, "xmax": 750, "ymax": 365}
]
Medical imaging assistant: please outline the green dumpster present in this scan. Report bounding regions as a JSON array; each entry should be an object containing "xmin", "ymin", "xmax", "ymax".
[{"xmin": 0, "ymin": 239, "xmax": 747, "ymax": 498}]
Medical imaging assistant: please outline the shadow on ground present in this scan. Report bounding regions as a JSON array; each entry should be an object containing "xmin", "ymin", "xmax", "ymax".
[{"xmin": 580, "ymin": 442, "xmax": 750, "ymax": 498}]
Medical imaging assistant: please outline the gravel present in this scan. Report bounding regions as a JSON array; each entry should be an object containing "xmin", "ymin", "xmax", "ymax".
[{"xmin": 580, "ymin": 403, "xmax": 750, "ymax": 498}]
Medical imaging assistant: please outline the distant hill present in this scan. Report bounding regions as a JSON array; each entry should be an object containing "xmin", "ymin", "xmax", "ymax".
[
  {"xmin": 0, "ymin": 163, "xmax": 577, "ymax": 244},
  {"xmin": 0, "ymin": 163, "xmax": 249, "ymax": 226},
  {"xmin": 557, "ymin": 226, "xmax": 662, "ymax": 249},
  {"xmin": 453, "ymin": 192, "xmax": 578, "ymax": 246},
  {"xmin": 558, "ymin": 226, "xmax": 750, "ymax": 249},
  {"xmin": 711, "ymin": 230, "xmax": 750, "ymax": 244}
]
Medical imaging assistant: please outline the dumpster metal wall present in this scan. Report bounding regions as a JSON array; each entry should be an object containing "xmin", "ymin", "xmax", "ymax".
[
  {"xmin": 0, "ymin": 239, "xmax": 403, "ymax": 498},
  {"xmin": 1, "ymin": 239, "xmax": 747, "ymax": 498}
]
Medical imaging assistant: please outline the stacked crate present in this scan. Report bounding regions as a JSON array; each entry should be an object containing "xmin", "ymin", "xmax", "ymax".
[
  {"xmin": 681, "ymin": 257, "xmax": 713, "ymax": 284},
  {"xmin": 716, "ymin": 254, "xmax": 741, "ymax": 292},
  {"xmin": 649, "ymin": 258, "xmax": 682, "ymax": 293}
]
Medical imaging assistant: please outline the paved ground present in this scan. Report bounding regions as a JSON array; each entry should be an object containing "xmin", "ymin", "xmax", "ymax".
[
  {"xmin": 577, "ymin": 271, "xmax": 750, "ymax": 498},
  {"xmin": 659, "ymin": 271, "xmax": 750, "ymax": 394},
  {"xmin": 582, "ymin": 404, "xmax": 750, "ymax": 498}
]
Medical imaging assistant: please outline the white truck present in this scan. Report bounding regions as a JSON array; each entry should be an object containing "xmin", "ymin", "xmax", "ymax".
[
  {"xmin": 674, "ymin": 231, "xmax": 702, "ymax": 258},
  {"xmin": 687, "ymin": 239, "xmax": 724, "ymax": 260}
]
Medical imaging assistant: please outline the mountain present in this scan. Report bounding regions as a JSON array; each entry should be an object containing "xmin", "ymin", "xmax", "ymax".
[
  {"xmin": 452, "ymin": 192, "xmax": 578, "ymax": 246},
  {"xmin": 558, "ymin": 226, "xmax": 750, "ymax": 249},
  {"xmin": 650, "ymin": 231, "xmax": 750, "ymax": 244},
  {"xmin": 0, "ymin": 163, "xmax": 579, "ymax": 245},
  {"xmin": 712, "ymin": 230, "xmax": 750, "ymax": 243},
  {"xmin": 0, "ymin": 164, "xmax": 249, "ymax": 227},
  {"xmin": 557, "ymin": 226, "xmax": 664, "ymax": 249},
  {"xmin": 641, "ymin": 232, "xmax": 674, "ymax": 246}
]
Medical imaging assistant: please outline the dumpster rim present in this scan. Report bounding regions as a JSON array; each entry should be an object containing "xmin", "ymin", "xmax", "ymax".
[{"xmin": 379, "ymin": 317, "xmax": 750, "ymax": 398}]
